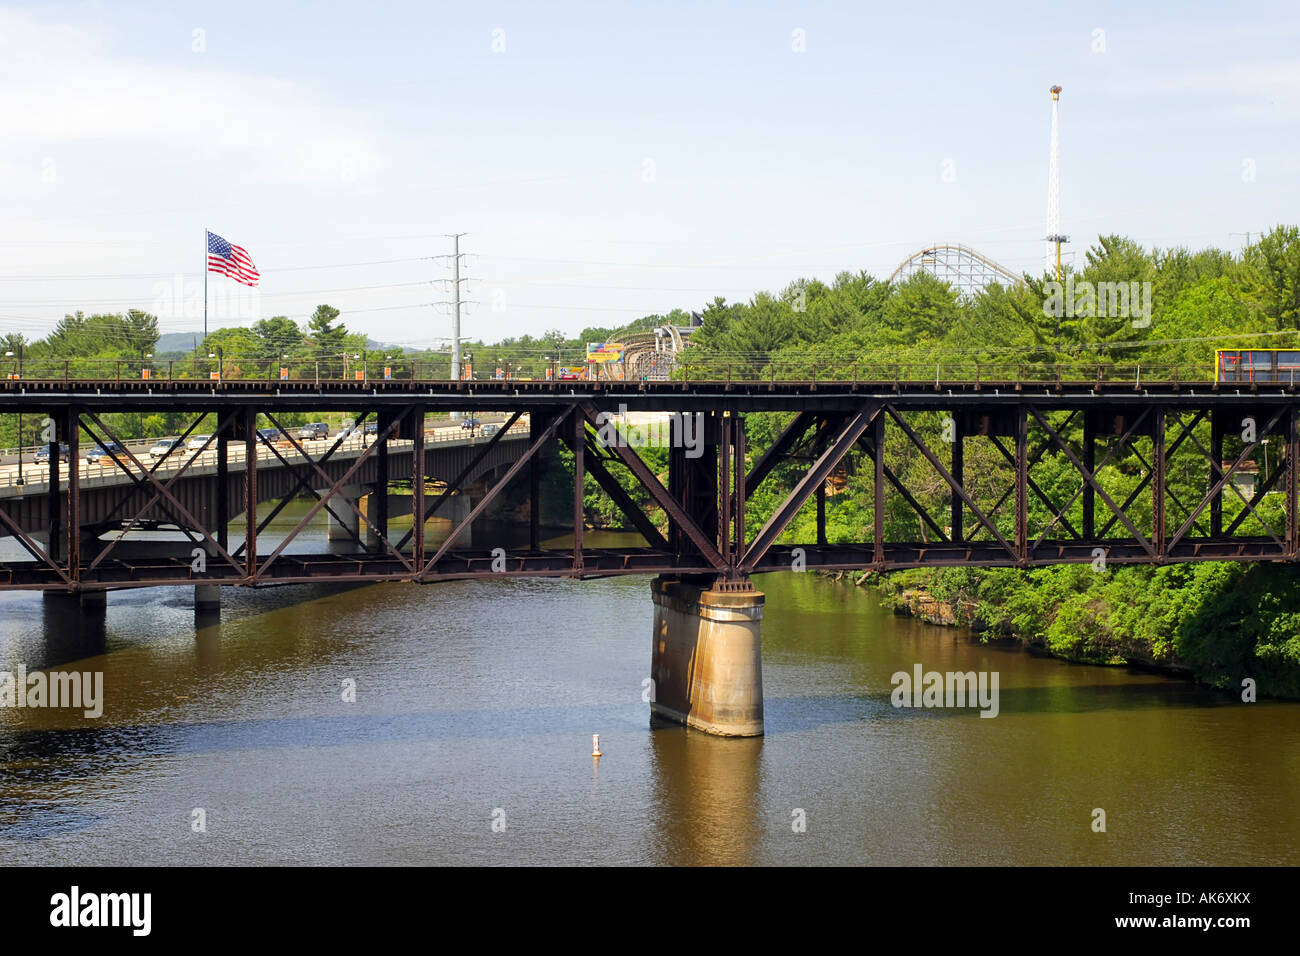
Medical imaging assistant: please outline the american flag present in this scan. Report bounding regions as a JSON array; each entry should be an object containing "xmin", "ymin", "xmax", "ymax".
[{"xmin": 206, "ymin": 231, "xmax": 260, "ymax": 286}]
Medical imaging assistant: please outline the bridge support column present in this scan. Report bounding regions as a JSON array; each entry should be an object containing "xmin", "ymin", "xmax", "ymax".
[
  {"xmin": 366, "ymin": 493, "xmax": 411, "ymax": 549},
  {"xmin": 431, "ymin": 493, "xmax": 473, "ymax": 547},
  {"xmin": 194, "ymin": 584, "xmax": 221, "ymax": 614},
  {"xmin": 650, "ymin": 576, "xmax": 764, "ymax": 737},
  {"xmin": 326, "ymin": 489, "xmax": 362, "ymax": 543},
  {"xmin": 80, "ymin": 590, "xmax": 106, "ymax": 612}
]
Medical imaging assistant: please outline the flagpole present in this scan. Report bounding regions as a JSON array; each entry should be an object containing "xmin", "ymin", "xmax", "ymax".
[{"xmin": 203, "ymin": 228, "xmax": 208, "ymax": 342}]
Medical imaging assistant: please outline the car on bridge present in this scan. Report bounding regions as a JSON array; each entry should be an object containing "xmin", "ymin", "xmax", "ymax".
[
  {"xmin": 148, "ymin": 438, "xmax": 183, "ymax": 460},
  {"xmin": 86, "ymin": 442, "xmax": 126, "ymax": 465},
  {"xmin": 187, "ymin": 434, "xmax": 213, "ymax": 452},
  {"xmin": 481, "ymin": 423, "xmax": 500, "ymax": 437},
  {"xmin": 297, "ymin": 422, "xmax": 330, "ymax": 440},
  {"xmin": 34, "ymin": 443, "xmax": 70, "ymax": 464}
]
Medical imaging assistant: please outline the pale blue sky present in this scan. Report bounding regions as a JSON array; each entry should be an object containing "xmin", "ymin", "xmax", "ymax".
[{"xmin": 1, "ymin": 0, "xmax": 1296, "ymax": 347}]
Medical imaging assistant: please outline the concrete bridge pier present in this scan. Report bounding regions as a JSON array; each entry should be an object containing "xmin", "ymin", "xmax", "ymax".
[
  {"xmin": 80, "ymin": 590, "xmax": 107, "ymax": 613},
  {"xmin": 429, "ymin": 492, "xmax": 474, "ymax": 547},
  {"xmin": 325, "ymin": 485, "xmax": 363, "ymax": 543},
  {"xmin": 194, "ymin": 584, "xmax": 221, "ymax": 616},
  {"xmin": 365, "ymin": 493, "xmax": 413, "ymax": 550},
  {"xmin": 649, "ymin": 576, "xmax": 765, "ymax": 737}
]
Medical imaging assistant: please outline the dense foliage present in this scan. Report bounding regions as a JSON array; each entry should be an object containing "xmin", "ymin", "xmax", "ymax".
[
  {"xmin": 6, "ymin": 228, "xmax": 1300, "ymax": 696},
  {"xmin": 681, "ymin": 226, "xmax": 1300, "ymax": 697}
]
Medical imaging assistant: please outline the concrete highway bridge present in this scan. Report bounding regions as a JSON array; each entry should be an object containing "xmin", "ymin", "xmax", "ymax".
[
  {"xmin": 0, "ymin": 419, "xmax": 526, "ymax": 568},
  {"xmin": 2, "ymin": 369, "xmax": 1295, "ymax": 736}
]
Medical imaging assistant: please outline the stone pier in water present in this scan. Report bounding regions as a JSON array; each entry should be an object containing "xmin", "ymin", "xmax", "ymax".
[{"xmin": 649, "ymin": 576, "xmax": 764, "ymax": 737}]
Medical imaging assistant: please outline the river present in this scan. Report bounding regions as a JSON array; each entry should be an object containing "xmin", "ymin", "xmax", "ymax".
[{"xmin": 2, "ymin": 527, "xmax": 1298, "ymax": 865}]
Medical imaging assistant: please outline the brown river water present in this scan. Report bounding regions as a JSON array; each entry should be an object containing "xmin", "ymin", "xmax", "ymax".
[{"xmin": 1, "ymin": 518, "xmax": 1298, "ymax": 865}]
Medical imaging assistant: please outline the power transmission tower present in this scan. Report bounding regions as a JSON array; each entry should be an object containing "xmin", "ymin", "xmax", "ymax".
[{"xmin": 434, "ymin": 233, "xmax": 470, "ymax": 380}]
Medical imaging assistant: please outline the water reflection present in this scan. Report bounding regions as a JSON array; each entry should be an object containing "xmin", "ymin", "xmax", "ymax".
[
  {"xmin": 0, "ymin": 552, "xmax": 1296, "ymax": 865},
  {"xmin": 649, "ymin": 728, "xmax": 764, "ymax": 866}
]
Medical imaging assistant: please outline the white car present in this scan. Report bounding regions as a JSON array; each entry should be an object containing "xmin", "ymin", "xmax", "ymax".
[
  {"xmin": 187, "ymin": 434, "xmax": 213, "ymax": 451},
  {"xmin": 148, "ymin": 438, "xmax": 182, "ymax": 459}
]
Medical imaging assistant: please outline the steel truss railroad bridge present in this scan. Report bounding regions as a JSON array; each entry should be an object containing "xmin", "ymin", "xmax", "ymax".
[{"xmin": 0, "ymin": 375, "xmax": 1297, "ymax": 594}]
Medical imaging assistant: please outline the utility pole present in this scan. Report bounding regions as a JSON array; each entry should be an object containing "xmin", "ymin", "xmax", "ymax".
[{"xmin": 435, "ymin": 234, "xmax": 470, "ymax": 381}]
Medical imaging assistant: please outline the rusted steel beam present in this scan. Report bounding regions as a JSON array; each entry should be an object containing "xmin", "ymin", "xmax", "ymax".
[
  {"xmin": 66, "ymin": 405, "xmax": 79, "ymax": 583},
  {"xmin": 79, "ymin": 411, "xmax": 243, "ymax": 574},
  {"xmin": 258, "ymin": 416, "xmax": 375, "ymax": 556},
  {"xmin": 576, "ymin": 400, "xmax": 726, "ymax": 571},
  {"xmin": 1117, "ymin": 421, "xmax": 1202, "ymax": 537},
  {"xmin": 390, "ymin": 410, "xmax": 524, "ymax": 554},
  {"xmin": 529, "ymin": 413, "xmax": 542, "ymax": 551},
  {"xmin": 421, "ymin": 407, "xmax": 573, "ymax": 578},
  {"xmin": 855, "ymin": 436, "xmax": 950, "ymax": 543},
  {"xmin": 78, "ymin": 415, "xmax": 211, "ymax": 557},
  {"xmin": 412, "ymin": 404, "xmax": 426, "ymax": 569},
  {"xmin": 235, "ymin": 412, "xmax": 375, "ymax": 555},
  {"xmin": 1082, "ymin": 411, "xmax": 1095, "ymax": 539},
  {"xmin": 741, "ymin": 402, "xmax": 880, "ymax": 572},
  {"xmin": 1029, "ymin": 405, "xmax": 1155, "ymax": 555},
  {"xmin": 255, "ymin": 410, "xmax": 408, "ymax": 581},
  {"xmin": 811, "ymin": 416, "xmax": 831, "ymax": 547},
  {"xmin": 92, "ymin": 410, "xmax": 226, "ymax": 531},
  {"xmin": 745, "ymin": 410, "xmax": 817, "ymax": 491},
  {"xmin": 872, "ymin": 413, "xmax": 885, "ymax": 565},
  {"xmin": 982, "ymin": 410, "xmax": 1079, "ymax": 528},
  {"xmin": 572, "ymin": 432, "xmax": 669, "ymax": 550},
  {"xmin": 245, "ymin": 407, "xmax": 258, "ymax": 575},
  {"xmin": 1099, "ymin": 410, "xmax": 1206, "ymax": 538},
  {"xmin": 951, "ymin": 414, "xmax": 963, "ymax": 543},
  {"xmin": 0, "ymin": 502, "xmax": 70, "ymax": 584},
  {"xmin": 1224, "ymin": 456, "xmax": 1284, "ymax": 534},
  {"xmin": 264, "ymin": 410, "xmax": 412, "ymax": 570},
  {"xmin": 573, "ymin": 409, "xmax": 585, "ymax": 573},
  {"xmin": 1290, "ymin": 406, "xmax": 1298, "ymax": 559},
  {"xmin": 1153, "ymin": 406, "xmax": 1166, "ymax": 558},
  {"xmin": 720, "ymin": 413, "xmax": 733, "ymax": 562},
  {"xmin": 1210, "ymin": 413, "xmax": 1224, "ymax": 537},
  {"xmin": 217, "ymin": 409, "xmax": 231, "ymax": 551},
  {"xmin": 886, "ymin": 404, "xmax": 1016, "ymax": 560},
  {"xmin": 735, "ymin": 415, "xmax": 747, "ymax": 559},
  {"xmin": 1016, "ymin": 407, "xmax": 1028, "ymax": 565},
  {"xmin": 1172, "ymin": 406, "xmax": 1286, "ymax": 549},
  {"xmin": 374, "ymin": 425, "xmax": 389, "ymax": 550},
  {"xmin": 44, "ymin": 419, "xmax": 61, "ymax": 565},
  {"xmin": 987, "ymin": 433, "xmax": 1080, "ymax": 542}
]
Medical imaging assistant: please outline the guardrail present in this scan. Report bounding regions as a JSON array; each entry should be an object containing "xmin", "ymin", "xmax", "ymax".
[
  {"xmin": 0, "ymin": 357, "xmax": 1234, "ymax": 386},
  {"xmin": 0, "ymin": 421, "xmax": 529, "ymax": 491}
]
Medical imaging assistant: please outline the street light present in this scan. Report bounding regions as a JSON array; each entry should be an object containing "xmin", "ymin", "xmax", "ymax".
[{"xmin": 207, "ymin": 347, "xmax": 224, "ymax": 381}]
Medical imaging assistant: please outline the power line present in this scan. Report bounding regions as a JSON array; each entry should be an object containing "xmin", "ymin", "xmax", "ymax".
[
  {"xmin": 0, "ymin": 280, "xmax": 436, "ymax": 306},
  {"xmin": 0, "ymin": 256, "xmax": 433, "ymax": 281}
]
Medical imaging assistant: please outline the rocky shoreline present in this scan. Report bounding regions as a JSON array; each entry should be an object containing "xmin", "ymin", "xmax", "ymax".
[{"xmin": 821, "ymin": 569, "xmax": 1198, "ymax": 679}]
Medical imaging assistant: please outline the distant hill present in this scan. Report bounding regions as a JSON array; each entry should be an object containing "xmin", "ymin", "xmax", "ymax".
[{"xmin": 154, "ymin": 332, "xmax": 203, "ymax": 356}]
